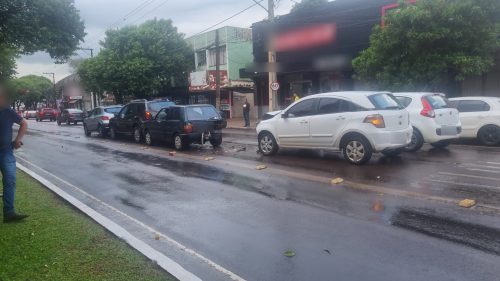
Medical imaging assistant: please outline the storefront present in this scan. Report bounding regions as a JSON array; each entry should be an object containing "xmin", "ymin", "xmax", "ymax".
[{"xmin": 250, "ymin": 0, "xmax": 398, "ymax": 111}]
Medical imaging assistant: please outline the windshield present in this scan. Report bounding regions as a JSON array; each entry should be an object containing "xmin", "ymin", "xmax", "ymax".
[
  {"xmin": 186, "ymin": 106, "xmax": 219, "ymax": 121},
  {"xmin": 148, "ymin": 101, "xmax": 175, "ymax": 112},
  {"xmin": 368, "ymin": 93, "xmax": 403, "ymax": 110},
  {"xmin": 104, "ymin": 107, "xmax": 122, "ymax": 114},
  {"xmin": 425, "ymin": 95, "xmax": 449, "ymax": 109}
]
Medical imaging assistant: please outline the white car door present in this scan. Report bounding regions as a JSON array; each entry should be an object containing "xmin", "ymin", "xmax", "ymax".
[
  {"xmin": 276, "ymin": 98, "xmax": 317, "ymax": 147},
  {"xmin": 309, "ymin": 98, "xmax": 352, "ymax": 148},
  {"xmin": 456, "ymin": 100, "xmax": 491, "ymax": 137}
]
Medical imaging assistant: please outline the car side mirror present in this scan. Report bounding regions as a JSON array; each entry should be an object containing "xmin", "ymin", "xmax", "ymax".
[{"xmin": 219, "ymin": 110, "xmax": 225, "ymax": 119}]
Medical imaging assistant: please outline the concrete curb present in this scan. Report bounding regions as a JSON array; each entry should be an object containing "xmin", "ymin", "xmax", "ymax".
[{"xmin": 17, "ymin": 162, "xmax": 202, "ymax": 281}]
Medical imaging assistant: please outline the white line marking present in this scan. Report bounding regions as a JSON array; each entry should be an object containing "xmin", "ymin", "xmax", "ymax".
[
  {"xmin": 17, "ymin": 162, "xmax": 202, "ymax": 281},
  {"xmin": 464, "ymin": 168, "xmax": 500, "ymax": 174},
  {"xmin": 438, "ymin": 172, "xmax": 500, "ymax": 182},
  {"xmin": 484, "ymin": 162, "xmax": 500, "ymax": 166},
  {"xmin": 427, "ymin": 179, "xmax": 500, "ymax": 190},
  {"xmin": 460, "ymin": 163, "xmax": 500, "ymax": 170},
  {"xmin": 17, "ymin": 157, "xmax": 246, "ymax": 281}
]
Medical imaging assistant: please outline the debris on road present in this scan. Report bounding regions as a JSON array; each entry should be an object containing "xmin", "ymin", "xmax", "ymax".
[
  {"xmin": 168, "ymin": 151, "xmax": 176, "ymax": 156},
  {"xmin": 459, "ymin": 199, "xmax": 476, "ymax": 208},
  {"xmin": 204, "ymin": 156, "xmax": 215, "ymax": 161},
  {"xmin": 154, "ymin": 233, "xmax": 161, "ymax": 240},
  {"xmin": 283, "ymin": 249, "xmax": 296, "ymax": 258},
  {"xmin": 256, "ymin": 164, "xmax": 267, "ymax": 170},
  {"xmin": 372, "ymin": 200, "xmax": 385, "ymax": 212},
  {"xmin": 331, "ymin": 178, "xmax": 344, "ymax": 185},
  {"xmin": 323, "ymin": 249, "xmax": 332, "ymax": 255}
]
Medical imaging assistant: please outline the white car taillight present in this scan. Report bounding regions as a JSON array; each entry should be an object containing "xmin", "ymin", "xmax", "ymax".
[{"xmin": 363, "ymin": 114, "xmax": 385, "ymax": 128}]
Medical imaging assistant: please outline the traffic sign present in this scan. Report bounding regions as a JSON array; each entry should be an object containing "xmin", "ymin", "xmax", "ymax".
[{"xmin": 270, "ymin": 82, "xmax": 280, "ymax": 91}]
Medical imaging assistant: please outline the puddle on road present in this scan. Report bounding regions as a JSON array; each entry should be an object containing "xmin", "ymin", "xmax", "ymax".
[
  {"xmin": 117, "ymin": 196, "xmax": 145, "ymax": 210},
  {"xmin": 391, "ymin": 208, "xmax": 500, "ymax": 255}
]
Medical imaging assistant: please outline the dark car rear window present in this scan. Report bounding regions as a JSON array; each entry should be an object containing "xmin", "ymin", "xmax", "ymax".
[
  {"xmin": 148, "ymin": 101, "xmax": 175, "ymax": 112},
  {"xmin": 368, "ymin": 93, "xmax": 403, "ymax": 110},
  {"xmin": 186, "ymin": 106, "xmax": 219, "ymax": 121},
  {"xmin": 425, "ymin": 95, "xmax": 449, "ymax": 109},
  {"xmin": 104, "ymin": 107, "xmax": 122, "ymax": 114}
]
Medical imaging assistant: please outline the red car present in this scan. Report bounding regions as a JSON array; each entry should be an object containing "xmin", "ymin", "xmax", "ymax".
[{"xmin": 36, "ymin": 108, "xmax": 57, "ymax": 122}]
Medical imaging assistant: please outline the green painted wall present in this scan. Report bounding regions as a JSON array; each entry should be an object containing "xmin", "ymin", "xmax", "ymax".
[{"xmin": 186, "ymin": 26, "xmax": 253, "ymax": 81}]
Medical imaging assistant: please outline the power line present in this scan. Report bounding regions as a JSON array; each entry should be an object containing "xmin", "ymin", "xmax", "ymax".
[
  {"xmin": 84, "ymin": 0, "xmax": 158, "ymax": 46},
  {"xmin": 192, "ymin": 0, "xmax": 264, "ymax": 36},
  {"xmin": 131, "ymin": 0, "xmax": 171, "ymax": 24}
]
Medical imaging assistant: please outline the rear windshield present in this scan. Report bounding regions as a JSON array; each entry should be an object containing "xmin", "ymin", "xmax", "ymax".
[
  {"xmin": 43, "ymin": 108, "xmax": 53, "ymax": 112},
  {"xmin": 368, "ymin": 93, "xmax": 403, "ymax": 110},
  {"xmin": 104, "ymin": 107, "xmax": 122, "ymax": 114},
  {"xmin": 148, "ymin": 101, "xmax": 175, "ymax": 112},
  {"xmin": 68, "ymin": 109, "xmax": 83, "ymax": 113},
  {"xmin": 186, "ymin": 106, "xmax": 219, "ymax": 121},
  {"xmin": 425, "ymin": 95, "xmax": 449, "ymax": 109}
]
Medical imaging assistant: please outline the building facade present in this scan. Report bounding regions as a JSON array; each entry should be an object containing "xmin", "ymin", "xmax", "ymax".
[{"xmin": 186, "ymin": 26, "xmax": 255, "ymax": 119}]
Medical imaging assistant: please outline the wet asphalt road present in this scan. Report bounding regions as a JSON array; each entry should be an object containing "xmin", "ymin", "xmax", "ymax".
[{"xmin": 15, "ymin": 120, "xmax": 500, "ymax": 281}]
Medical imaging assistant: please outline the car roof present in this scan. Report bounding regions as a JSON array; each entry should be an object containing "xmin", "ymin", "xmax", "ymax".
[
  {"xmin": 308, "ymin": 91, "xmax": 390, "ymax": 99},
  {"xmin": 449, "ymin": 96, "xmax": 500, "ymax": 101},
  {"xmin": 169, "ymin": 104, "xmax": 213, "ymax": 108},
  {"xmin": 393, "ymin": 92, "xmax": 443, "ymax": 97}
]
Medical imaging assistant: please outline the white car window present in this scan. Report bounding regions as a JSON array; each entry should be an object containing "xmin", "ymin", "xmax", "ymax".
[{"xmin": 287, "ymin": 99, "xmax": 317, "ymax": 117}]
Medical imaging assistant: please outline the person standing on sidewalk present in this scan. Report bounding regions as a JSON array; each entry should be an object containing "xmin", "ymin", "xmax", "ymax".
[
  {"xmin": 243, "ymin": 98, "xmax": 251, "ymax": 128},
  {"xmin": 0, "ymin": 86, "xmax": 28, "ymax": 223}
]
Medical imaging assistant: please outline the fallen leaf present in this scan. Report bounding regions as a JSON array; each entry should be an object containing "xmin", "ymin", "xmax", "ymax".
[
  {"xmin": 323, "ymin": 249, "xmax": 331, "ymax": 255},
  {"xmin": 372, "ymin": 200, "xmax": 385, "ymax": 212},
  {"xmin": 331, "ymin": 178, "xmax": 344, "ymax": 185},
  {"xmin": 284, "ymin": 249, "xmax": 295, "ymax": 258},
  {"xmin": 256, "ymin": 164, "xmax": 267, "ymax": 170},
  {"xmin": 154, "ymin": 233, "xmax": 160, "ymax": 240},
  {"xmin": 169, "ymin": 151, "xmax": 176, "ymax": 156},
  {"xmin": 459, "ymin": 199, "xmax": 476, "ymax": 208},
  {"xmin": 204, "ymin": 156, "xmax": 215, "ymax": 161}
]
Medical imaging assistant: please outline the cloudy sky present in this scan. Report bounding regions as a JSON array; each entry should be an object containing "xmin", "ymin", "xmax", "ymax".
[{"xmin": 15, "ymin": 0, "xmax": 295, "ymax": 82}]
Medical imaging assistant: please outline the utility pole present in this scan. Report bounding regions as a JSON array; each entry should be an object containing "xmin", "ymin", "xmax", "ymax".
[
  {"xmin": 78, "ymin": 47, "xmax": 96, "ymax": 108},
  {"xmin": 267, "ymin": 0, "xmax": 277, "ymax": 111},
  {"xmin": 43, "ymin": 72, "xmax": 56, "ymax": 108},
  {"xmin": 215, "ymin": 29, "xmax": 221, "ymax": 110}
]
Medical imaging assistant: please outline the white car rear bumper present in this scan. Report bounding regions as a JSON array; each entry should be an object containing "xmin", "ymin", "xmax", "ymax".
[{"xmin": 369, "ymin": 126, "xmax": 413, "ymax": 151}]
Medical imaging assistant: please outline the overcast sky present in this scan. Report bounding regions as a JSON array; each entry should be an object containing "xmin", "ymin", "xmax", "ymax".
[{"xmin": 15, "ymin": 0, "xmax": 295, "ymax": 82}]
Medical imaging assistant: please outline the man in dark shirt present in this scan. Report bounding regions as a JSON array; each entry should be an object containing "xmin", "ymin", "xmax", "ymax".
[
  {"xmin": 242, "ymin": 98, "xmax": 251, "ymax": 128},
  {"xmin": 0, "ymin": 87, "xmax": 28, "ymax": 223}
]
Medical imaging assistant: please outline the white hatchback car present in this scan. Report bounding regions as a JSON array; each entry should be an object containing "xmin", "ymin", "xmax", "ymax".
[
  {"xmin": 256, "ymin": 91, "xmax": 413, "ymax": 165},
  {"xmin": 449, "ymin": 97, "xmax": 500, "ymax": 146},
  {"xmin": 394, "ymin": 92, "xmax": 461, "ymax": 151}
]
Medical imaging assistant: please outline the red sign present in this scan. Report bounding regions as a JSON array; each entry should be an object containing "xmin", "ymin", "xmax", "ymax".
[
  {"xmin": 189, "ymin": 70, "xmax": 228, "ymax": 92},
  {"xmin": 271, "ymin": 23, "xmax": 337, "ymax": 52}
]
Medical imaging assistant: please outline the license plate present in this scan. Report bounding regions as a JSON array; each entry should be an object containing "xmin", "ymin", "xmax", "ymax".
[{"xmin": 441, "ymin": 126, "xmax": 458, "ymax": 135}]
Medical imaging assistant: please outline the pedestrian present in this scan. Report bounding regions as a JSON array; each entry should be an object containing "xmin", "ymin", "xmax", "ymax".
[
  {"xmin": 0, "ymin": 86, "xmax": 29, "ymax": 223},
  {"xmin": 292, "ymin": 92, "xmax": 300, "ymax": 102},
  {"xmin": 243, "ymin": 98, "xmax": 251, "ymax": 128}
]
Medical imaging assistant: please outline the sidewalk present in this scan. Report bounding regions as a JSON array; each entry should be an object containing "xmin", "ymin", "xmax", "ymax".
[
  {"xmin": 226, "ymin": 117, "xmax": 257, "ymax": 129},
  {"xmin": 224, "ymin": 117, "xmax": 258, "ymax": 138}
]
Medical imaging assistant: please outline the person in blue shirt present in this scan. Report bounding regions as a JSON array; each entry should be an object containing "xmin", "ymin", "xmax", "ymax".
[{"xmin": 0, "ymin": 86, "xmax": 28, "ymax": 223}]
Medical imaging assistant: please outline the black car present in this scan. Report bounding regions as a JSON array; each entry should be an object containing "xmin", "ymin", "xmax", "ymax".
[
  {"xmin": 57, "ymin": 109, "xmax": 85, "ymax": 125},
  {"xmin": 143, "ymin": 105, "xmax": 226, "ymax": 150},
  {"xmin": 109, "ymin": 99, "xmax": 175, "ymax": 142}
]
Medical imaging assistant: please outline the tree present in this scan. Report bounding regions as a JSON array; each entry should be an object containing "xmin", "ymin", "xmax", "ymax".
[
  {"xmin": 9, "ymin": 75, "xmax": 53, "ymax": 109},
  {"xmin": 78, "ymin": 19, "xmax": 193, "ymax": 103},
  {"xmin": 0, "ymin": 0, "xmax": 86, "ymax": 80},
  {"xmin": 291, "ymin": 0, "xmax": 328, "ymax": 13},
  {"xmin": 352, "ymin": 0, "xmax": 500, "ymax": 92}
]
